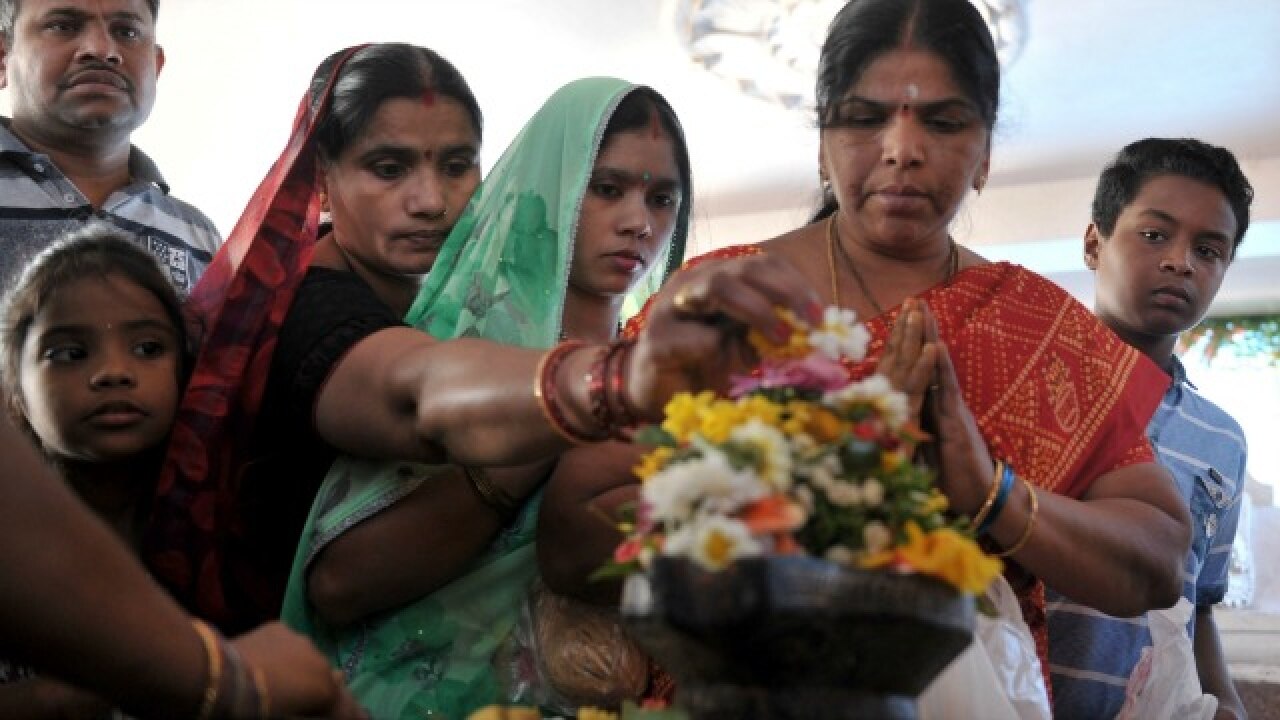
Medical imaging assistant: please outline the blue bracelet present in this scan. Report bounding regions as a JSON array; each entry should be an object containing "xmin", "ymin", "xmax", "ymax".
[{"xmin": 977, "ymin": 462, "xmax": 1016, "ymax": 536}]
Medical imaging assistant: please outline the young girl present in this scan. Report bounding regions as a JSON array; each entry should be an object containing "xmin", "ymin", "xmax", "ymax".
[{"xmin": 0, "ymin": 226, "xmax": 189, "ymax": 717}]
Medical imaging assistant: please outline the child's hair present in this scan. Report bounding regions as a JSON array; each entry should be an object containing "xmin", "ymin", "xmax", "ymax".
[
  {"xmin": 0, "ymin": 225, "xmax": 192, "ymax": 444},
  {"xmin": 1092, "ymin": 137, "xmax": 1254, "ymax": 254}
]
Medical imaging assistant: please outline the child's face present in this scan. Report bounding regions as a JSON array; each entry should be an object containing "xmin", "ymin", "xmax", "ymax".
[
  {"xmin": 1087, "ymin": 174, "xmax": 1237, "ymax": 340},
  {"xmin": 18, "ymin": 274, "xmax": 181, "ymax": 463}
]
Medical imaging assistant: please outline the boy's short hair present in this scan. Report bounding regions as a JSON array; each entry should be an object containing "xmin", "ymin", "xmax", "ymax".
[{"xmin": 1091, "ymin": 138, "xmax": 1253, "ymax": 253}]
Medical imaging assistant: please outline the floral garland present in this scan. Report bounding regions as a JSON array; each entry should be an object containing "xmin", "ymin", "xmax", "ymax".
[{"xmin": 602, "ymin": 306, "xmax": 1001, "ymax": 595}]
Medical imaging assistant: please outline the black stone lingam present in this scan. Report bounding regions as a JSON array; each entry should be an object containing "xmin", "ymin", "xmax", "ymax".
[{"xmin": 621, "ymin": 555, "xmax": 975, "ymax": 720}]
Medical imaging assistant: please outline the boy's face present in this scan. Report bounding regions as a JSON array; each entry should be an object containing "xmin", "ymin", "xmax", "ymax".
[{"xmin": 1086, "ymin": 173, "xmax": 1236, "ymax": 341}]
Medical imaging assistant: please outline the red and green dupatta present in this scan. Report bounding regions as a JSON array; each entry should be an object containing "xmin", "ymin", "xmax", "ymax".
[{"xmin": 143, "ymin": 46, "xmax": 365, "ymax": 631}]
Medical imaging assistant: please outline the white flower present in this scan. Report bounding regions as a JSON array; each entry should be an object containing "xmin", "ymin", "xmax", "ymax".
[
  {"xmin": 809, "ymin": 464, "xmax": 835, "ymax": 490},
  {"xmin": 729, "ymin": 419, "xmax": 793, "ymax": 491},
  {"xmin": 665, "ymin": 515, "xmax": 761, "ymax": 571},
  {"xmin": 861, "ymin": 478, "xmax": 885, "ymax": 507},
  {"xmin": 791, "ymin": 433, "xmax": 817, "ymax": 452},
  {"xmin": 808, "ymin": 306, "xmax": 871, "ymax": 361},
  {"xmin": 824, "ymin": 374, "xmax": 910, "ymax": 429},
  {"xmin": 793, "ymin": 484, "xmax": 815, "ymax": 512},
  {"xmin": 825, "ymin": 480, "xmax": 864, "ymax": 507},
  {"xmin": 825, "ymin": 544, "xmax": 856, "ymax": 566},
  {"xmin": 642, "ymin": 447, "xmax": 765, "ymax": 524},
  {"xmin": 863, "ymin": 521, "xmax": 892, "ymax": 554},
  {"xmin": 875, "ymin": 392, "xmax": 910, "ymax": 429}
]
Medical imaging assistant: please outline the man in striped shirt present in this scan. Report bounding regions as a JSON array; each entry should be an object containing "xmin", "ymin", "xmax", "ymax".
[
  {"xmin": 1048, "ymin": 138, "xmax": 1252, "ymax": 719},
  {"xmin": 0, "ymin": 0, "xmax": 219, "ymax": 294}
]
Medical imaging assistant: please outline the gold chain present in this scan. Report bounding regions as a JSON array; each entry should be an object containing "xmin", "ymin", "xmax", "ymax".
[{"xmin": 826, "ymin": 214, "xmax": 959, "ymax": 317}]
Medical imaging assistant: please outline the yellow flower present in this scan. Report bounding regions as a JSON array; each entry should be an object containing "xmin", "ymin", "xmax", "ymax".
[
  {"xmin": 860, "ymin": 522, "xmax": 1002, "ymax": 595},
  {"xmin": 578, "ymin": 709, "xmax": 620, "ymax": 720},
  {"xmin": 747, "ymin": 308, "xmax": 812, "ymax": 360},
  {"xmin": 781, "ymin": 400, "xmax": 814, "ymax": 436},
  {"xmin": 634, "ymin": 446, "xmax": 675, "ymax": 481},
  {"xmin": 661, "ymin": 391, "xmax": 716, "ymax": 442},
  {"xmin": 700, "ymin": 399, "xmax": 746, "ymax": 442},
  {"xmin": 807, "ymin": 406, "xmax": 846, "ymax": 443},
  {"xmin": 919, "ymin": 490, "xmax": 949, "ymax": 515},
  {"xmin": 738, "ymin": 394, "xmax": 785, "ymax": 426},
  {"xmin": 880, "ymin": 450, "xmax": 905, "ymax": 473},
  {"xmin": 467, "ymin": 706, "xmax": 541, "ymax": 720}
]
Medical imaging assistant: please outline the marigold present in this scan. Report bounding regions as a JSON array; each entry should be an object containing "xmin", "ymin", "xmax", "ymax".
[
  {"xmin": 807, "ymin": 406, "xmax": 846, "ymax": 443},
  {"xmin": 748, "ymin": 307, "xmax": 812, "ymax": 360},
  {"xmin": 661, "ymin": 391, "xmax": 716, "ymax": 441},
  {"xmin": 634, "ymin": 446, "xmax": 675, "ymax": 481},
  {"xmin": 860, "ymin": 522, "xmax": 1002, "ymax": 595}
]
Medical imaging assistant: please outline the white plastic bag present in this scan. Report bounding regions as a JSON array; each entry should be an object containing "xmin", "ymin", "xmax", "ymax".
[
  {"xmin": 1114, "ymin": 598, "xmax": 1217, "ymax": 720},
  {"xmin": 919, "ymin": 575, "xmax": 1051, "ymax": 720}
]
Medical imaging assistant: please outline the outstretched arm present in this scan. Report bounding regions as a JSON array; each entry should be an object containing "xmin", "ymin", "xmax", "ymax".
[
  {"xmin": 313, "ymin": 253, "xmax": 825, "ymax": 467},
  {"xmin": 0, "ymin": 417, "xmax": 361, "ymax": 718}
]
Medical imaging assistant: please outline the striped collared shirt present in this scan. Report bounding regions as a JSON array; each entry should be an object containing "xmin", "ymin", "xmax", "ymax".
[
  {"xmin": 1046, "ymin": 356, "xmax": 1247, "ymax": 718},
  {"xmin": 0, "ymin": 118, "xmax": 221, "ymax": 294}
]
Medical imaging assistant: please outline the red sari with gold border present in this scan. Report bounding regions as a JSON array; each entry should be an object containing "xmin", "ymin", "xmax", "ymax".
[{"xmin": 627, "ymin": 245, "xmax": 1169, "ymax": 698}]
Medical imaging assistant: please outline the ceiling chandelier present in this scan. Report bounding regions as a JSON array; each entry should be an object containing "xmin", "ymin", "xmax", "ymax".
[{"xmin": 677, "ymin": 0, "xmax": 1027, "ymax": 111}]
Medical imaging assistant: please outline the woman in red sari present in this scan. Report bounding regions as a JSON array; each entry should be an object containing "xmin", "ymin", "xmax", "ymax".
[{"xmin": 539, "ymin": 0, "xmax": 1190, "ymax": 704}]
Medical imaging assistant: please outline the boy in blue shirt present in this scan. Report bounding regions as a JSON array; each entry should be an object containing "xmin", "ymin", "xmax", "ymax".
[{"xmin": 1048, "ymin": 138, "xmax": 1252, "ymax": 719}]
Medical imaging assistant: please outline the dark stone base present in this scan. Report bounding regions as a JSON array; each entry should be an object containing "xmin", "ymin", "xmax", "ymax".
[{"xmin": 679, "ymin": 684, "xmax": 916, "ymax": 720}]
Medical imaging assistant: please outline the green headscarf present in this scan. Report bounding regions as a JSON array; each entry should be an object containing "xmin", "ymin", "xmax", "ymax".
[{"xmin": 281, "ymin": 77, "xmax": 690, "ymax": 719}]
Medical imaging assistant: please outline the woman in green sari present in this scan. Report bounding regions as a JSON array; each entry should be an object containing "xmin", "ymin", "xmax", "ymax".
[{"xmin": 281, "ymin": 77, "xmax": 692, "ymax": 719}]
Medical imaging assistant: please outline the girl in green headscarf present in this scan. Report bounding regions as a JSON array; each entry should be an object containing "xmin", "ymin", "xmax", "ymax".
[{"xmin": 280, "ymin": 77, "xmax": 691, "ymax": 719}]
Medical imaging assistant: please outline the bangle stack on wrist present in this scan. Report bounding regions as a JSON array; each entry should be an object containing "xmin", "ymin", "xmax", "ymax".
[
  {"xmin": 191, "ymin": 620, "xmax": 270, "ymax": 719},
  {"xmin": 535, "ymin": 338, "xmax": 640, "ymax": 444}
]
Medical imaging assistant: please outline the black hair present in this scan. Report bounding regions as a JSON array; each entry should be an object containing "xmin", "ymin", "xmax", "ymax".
[
  {"xmin": 0, "ymin": 225, "xmax": 190, "ymax": 447},
  {"xmin": 310, "ymin": 43, "xmax": 483, "ymax": 166},
  {"xmin": 0, "ymin": 0, "xmax": 159, "ymax": 41},
  {"xmin": 1092, "ymin": 138, "xmax": 1253, "ymax": 253},
  {"xmin": 599, "ymin": 86, "xmax": 692, "ymax": 278},
  {"xmin": 812, "ymin": 0, "xmax": 1000, "ymax": 220}
]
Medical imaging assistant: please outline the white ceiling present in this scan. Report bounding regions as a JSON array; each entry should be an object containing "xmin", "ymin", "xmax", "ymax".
[{"xmin": 9, "ymin": 0, "xmax": 1280, "ymax": 311}]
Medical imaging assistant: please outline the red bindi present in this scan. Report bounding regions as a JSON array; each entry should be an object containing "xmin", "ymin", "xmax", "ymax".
[{"xmin": 421, "ymin": 89, "xmax": 436, "ymax": 107}]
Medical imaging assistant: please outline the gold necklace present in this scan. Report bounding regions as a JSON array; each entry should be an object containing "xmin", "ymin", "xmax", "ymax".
[{"xmin": 826, "ymin": 214, "xmax": 959, "ymax": 317}]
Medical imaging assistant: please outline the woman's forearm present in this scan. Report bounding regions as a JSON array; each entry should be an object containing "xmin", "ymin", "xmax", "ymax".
[
  {"xmin": 317, "ymin": 331, "xmax": 598, "ymax": 466},
  {"xmin": 309, "ymin": 462, "xmax": 550, "ymax": 625},
  {"xmin": 538, "ymin": 442, "xmax": 645, "ymax": 603},
  {"xmin": 990, "ymin": 462, "xmax": 1190, "ymax": 616}
]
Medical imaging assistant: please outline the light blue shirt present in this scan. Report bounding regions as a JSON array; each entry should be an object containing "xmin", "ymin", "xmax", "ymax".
[{"xmin": 1046, "ymin": 356, "xmax": 1246, "ymax": 719}]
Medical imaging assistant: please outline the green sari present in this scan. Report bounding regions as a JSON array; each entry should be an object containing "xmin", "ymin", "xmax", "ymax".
[{"xmin": 280, "ymin": 77, "xmax": 689, "ymax": 719}]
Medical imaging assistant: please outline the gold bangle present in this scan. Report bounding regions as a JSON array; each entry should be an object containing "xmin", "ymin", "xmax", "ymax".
[
  {"xmin": 252, "ymin": 666, "xmax": 270, "ymax": 719},
  {"xmin": 996, "ymin": 477, "xmax": 1039, "ymax": 558},
  {"xmin": 191, "ymin": 620, "xmax": 222, "ymax": 720},
  {"xmin": 464, "ymin": 465, "xmax": 519, "ymax": 523},
  {"xmin": 969, "ymin": 460, "xmax": 1004, "ymax": 530}
]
